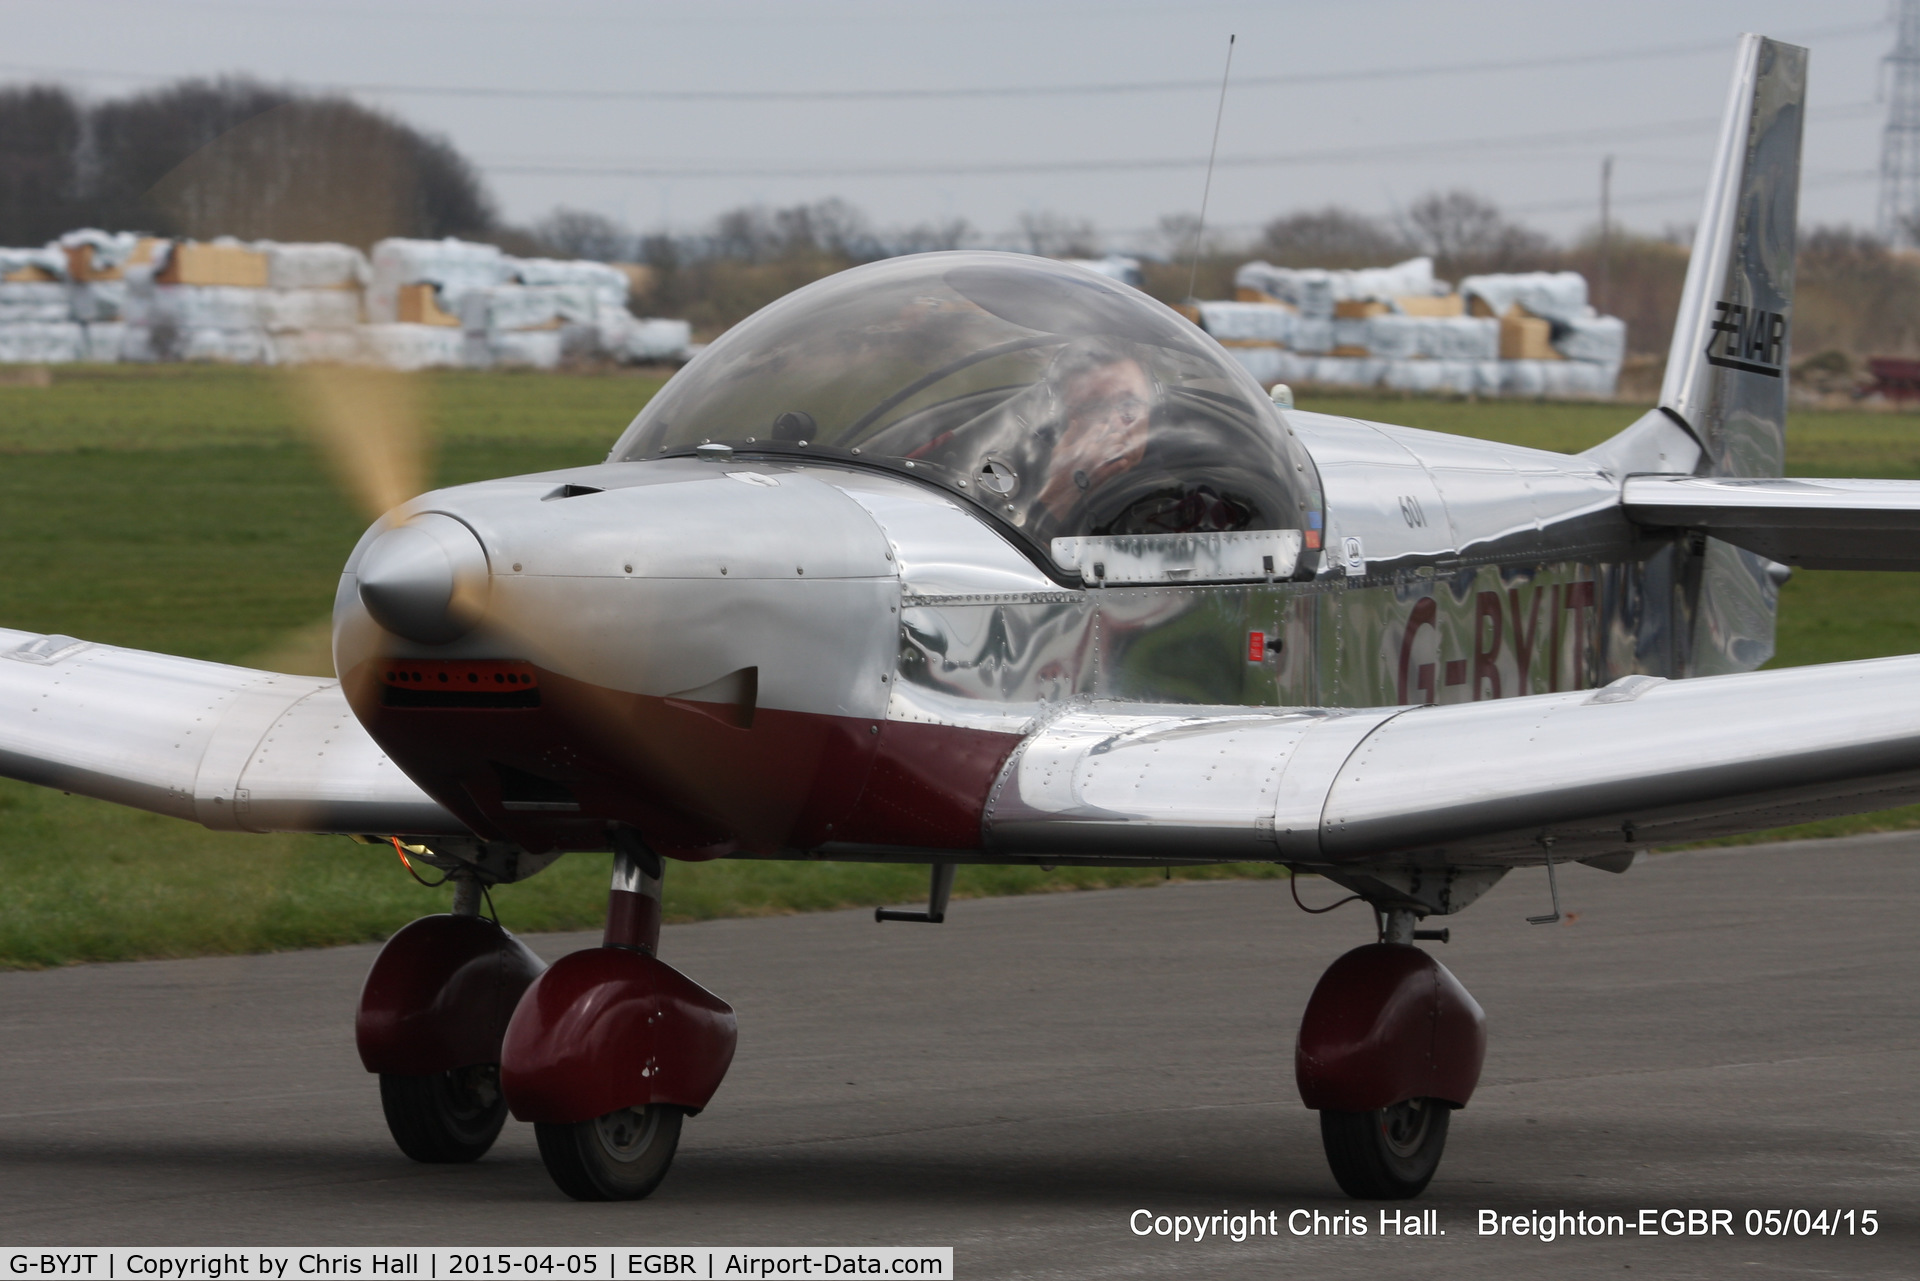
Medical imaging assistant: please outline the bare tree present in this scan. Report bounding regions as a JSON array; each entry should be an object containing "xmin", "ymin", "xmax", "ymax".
[
  {"xmin": 1257, "ymin": 206, "xmax": 1409, "ymax": 268},
  {"xmin": 1156, "ymin": 213, "xmax": 1202, "ymax": 262},
  {"xmin": 88, "ymin": 78, "xmax": 495, "ymax": 246},
  {"xmin": 531, "ymin": 208, "xmax": 634, "ymax": 261},
  {"xmin": 1795, "ymin": 225, "xmax": 1920, "ymax": 358},
  {"xmin": 887, "ymin": 217, "xmax": 973, "ymax": 255},
  {"xmin": 772, "ymin": 198, "xmax": 875, "ymax": 259},
  {"xmin": 0, "ymin": 85, "xmax": 83, "ymax": 245},
  {"xmin": 1015, "ymin": 210, "xmax": 1099, "ymax": 258},
  {"xmin": 1400, "ymin": 189, "xmax": 1551, "ymax": 276}
]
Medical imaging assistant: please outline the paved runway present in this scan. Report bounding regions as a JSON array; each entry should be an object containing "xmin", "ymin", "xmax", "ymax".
[{"xmin": 1, "ymin": 835, "xmax": 1915, "ymax": 1278}]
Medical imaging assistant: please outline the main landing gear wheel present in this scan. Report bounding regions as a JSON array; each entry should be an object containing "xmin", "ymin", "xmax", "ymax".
[
  {"xmin": 1318, "ymin": 1097, "xmax": 1451, "ymax": 1199},
  {"xmin": 535, "ymin": 1105, "xmax": 685, "ymax": 1201},
  {"xmin": 379, "ymin": 1064, "xmax": 507, "ymax": 1163}
]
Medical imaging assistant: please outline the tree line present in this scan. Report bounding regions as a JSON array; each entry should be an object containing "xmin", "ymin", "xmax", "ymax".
[
  {"xmin": 2, "ymin": 76, "xmax": 1913, "ymax": 371},
  {"xmin": 0, "ymin": 79, "xmax": 491, "ymax": 247}
]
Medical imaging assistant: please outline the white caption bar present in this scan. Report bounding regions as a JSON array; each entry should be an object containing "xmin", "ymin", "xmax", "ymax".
[{"xmin": 2, "ymin": 1251, "xmax": 954, "ymax": 1281}]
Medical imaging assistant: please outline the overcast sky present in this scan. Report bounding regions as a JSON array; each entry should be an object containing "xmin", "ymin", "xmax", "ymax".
[{"xmin": 0, "ymin": 0, "xmax": 1895, "ymax": 253}]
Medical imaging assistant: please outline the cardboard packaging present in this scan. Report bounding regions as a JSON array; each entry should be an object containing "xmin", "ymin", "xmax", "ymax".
[
  {"xmin": 158, "ymin": 243, "xmax": 269, "ymax": 288},
  {"xmin": 395, "ymin": 282, "xmax": 461, "ymax": 327},
  {"xmin": 1499, "ymin": 311, "xmax": 1562, "ymax": 361},
  {"xmin": 1395, "ymin": 294, "xmax": 1465, "ymax": 318}
]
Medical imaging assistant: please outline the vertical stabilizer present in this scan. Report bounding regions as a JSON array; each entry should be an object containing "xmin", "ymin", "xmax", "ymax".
[{"xmin": 1662, "ymin": 34, "xmax": 1807, "ymax": 479}]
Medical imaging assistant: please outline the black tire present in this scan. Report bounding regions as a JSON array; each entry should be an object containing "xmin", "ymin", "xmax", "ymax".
[
  {"xmin": 1319, "ymin": 1098, "xmax": 1451, "ymax": 1199},
  {"xmin": 535, "ymin": 1105, "xmax": 684, "ymax": 1201},
  {"xmin": 378, "ymin": 1064, "xmax": 508, "ymax": 1163}
]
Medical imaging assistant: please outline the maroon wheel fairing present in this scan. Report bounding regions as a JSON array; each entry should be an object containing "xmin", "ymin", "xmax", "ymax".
[{"xmin": 500, "ymin": 947, "xmax": 738, "ymax": 1125}]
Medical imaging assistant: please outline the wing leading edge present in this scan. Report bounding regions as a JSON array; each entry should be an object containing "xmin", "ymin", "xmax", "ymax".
[
  {"xmin": 984, "ymin": 654, "xmax": 1920, "ymax": 868},
  {"xmin": 0, "ymin": 628, "xmax": 464, "ymax": 836}
]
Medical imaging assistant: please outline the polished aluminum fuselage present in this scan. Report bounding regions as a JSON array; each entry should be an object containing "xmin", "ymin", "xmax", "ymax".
[{"xmin": 324, "ymin": 399, "xmax": 1787, "ymax": 873}]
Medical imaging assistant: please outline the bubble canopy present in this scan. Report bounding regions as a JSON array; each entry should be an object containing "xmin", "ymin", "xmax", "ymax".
[{"xmin": 609, "ymin": 252, "xmax": 1320, "ymax": 574}]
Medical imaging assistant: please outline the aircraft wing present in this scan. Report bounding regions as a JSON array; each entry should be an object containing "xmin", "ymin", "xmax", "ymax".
[
  {"xmin": 0, "ymin": 628, "xmax": 465, "ymax": 836},
  {"xmin": 983, "ymin": 654, "xmax": 1920, "ymax": 868},
  {"xmin": 1622, "ymin": 475, "xmax": 1920, "ymax": 571}
]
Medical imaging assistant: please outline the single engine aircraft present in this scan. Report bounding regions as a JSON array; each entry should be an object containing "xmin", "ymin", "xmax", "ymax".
[{"xmin": 3, "ymin": 34, "xmax": 1910, "ymax": 1201}]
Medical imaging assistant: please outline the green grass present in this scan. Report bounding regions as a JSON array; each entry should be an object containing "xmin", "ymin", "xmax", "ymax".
[
  {"xmin": 3, "ymin": 371, "xmax": 1919, "ymax": 967},
  {"xmin": 0, "ymin": 781, "xmax": 1288, "ymax": 968}
]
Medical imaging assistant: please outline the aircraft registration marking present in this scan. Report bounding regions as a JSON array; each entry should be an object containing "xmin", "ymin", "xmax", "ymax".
[{"xmin": 1394, "ymin": 579, "xmax": 1599, "ymax": 705}]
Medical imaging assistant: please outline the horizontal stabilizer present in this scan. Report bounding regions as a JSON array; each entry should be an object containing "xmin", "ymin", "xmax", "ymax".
[
  {"xmin": 0, "ymin": 628, "xmax": 465, "ymax": 836},
  {"xmin": 1622, "ymin": 475, "xmax": 1920, "ymax": 570}
]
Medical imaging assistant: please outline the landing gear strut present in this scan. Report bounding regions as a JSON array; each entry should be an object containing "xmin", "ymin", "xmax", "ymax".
[
  {"xmin": 501, "ymin": 833, "xmax": 738, "ymax": 1202},
  {"xmin": 528, "ymin": 840, "xmax": 683, "ymax": 1201},
  {"xmin": 1297, "ymin": 906, "xmax": 1484, "ymax": 1199}
]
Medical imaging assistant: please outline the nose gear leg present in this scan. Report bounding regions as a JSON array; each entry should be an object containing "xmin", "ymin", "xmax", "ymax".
[{"xmin": 501, "ymin": 830, "xmax": 738, "ymax": 1201}]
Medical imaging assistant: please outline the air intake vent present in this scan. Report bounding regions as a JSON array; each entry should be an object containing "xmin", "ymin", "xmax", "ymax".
[{"xmin": 380, "ymin": 659, "xmax": 541, "ymax": 708}]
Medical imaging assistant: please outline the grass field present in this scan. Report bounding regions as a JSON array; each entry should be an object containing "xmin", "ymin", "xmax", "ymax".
[{"xmin": 2, "ymin": 368, "xmax": 1917, "ymax": 968}]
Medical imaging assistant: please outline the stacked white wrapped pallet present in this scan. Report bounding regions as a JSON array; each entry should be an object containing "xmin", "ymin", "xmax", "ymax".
[
  {"xmin": 1365, "ymin": 315, "xmax": 1499, "ymax": 361},
  {"xmin": 368, "ymin": 238, "xmax": 509, "ymax": 323},
  {"xmin": 349, "ymin": 325, "xmax": 461, "ymax": 371},
  {"xmin": 1215, "ymin": 259, "xmax": 1627, "ymax": 399},
  {"xmin": 0, "ymin": 244, "xmax": 83, "ymax": 363},
  {"xmin": 361, "ymin": 238, "xmax": 507, "ymax": 370},
  {"xmin": 458, "ymin": 283, "xmax": 588, "ymax": 370},
  {"xmin": 1459, "ymin": 271, "xmax": 1624, "ymax": 381},
  {"xmin": 0, "ymin": 227, "xmax": 703, "ymax": 372},
  {"xmin": 518, "ymin": 258, "xmax": 692, "ymax": 362},
  {"xmin": 626, "ymin": 318, "xmax": 694, "ymax": 363},
  {"xmin": 456, "ymin": 255, "xmax": 692, "ymax": 367},
  {"xmin": 58, "ymin": 230, "xmax": 159, "ymax": 358},
  {"xmin": 1235, "ymin": 256, "xmax": 1446, "ymax": 315},
  {"xmin": 119, "ymin": 241, "xmax": 272, "ymax": 364},
  {"xmin": 1195, "ymin": 301, "xmax": 1296, "ymax": 346},
  {"xmin": 262, "ymin": 242, "xmax": 369, "ymax": 366},
  {"xmin": 1458, "ymin": 271, "xmax": 1588, "ymax": 322}
]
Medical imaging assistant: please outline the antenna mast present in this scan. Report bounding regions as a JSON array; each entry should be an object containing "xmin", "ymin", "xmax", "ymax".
[
  {"xmin": 1880, "ymin": 0, "xmax": 1920, "ymax": 246},
  {"xmin": 1186, "ymin": 34, "xmax": 1236, "ymax": 302}
]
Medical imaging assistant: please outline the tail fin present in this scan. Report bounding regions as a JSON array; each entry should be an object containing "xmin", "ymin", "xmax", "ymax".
[
  {"xmin": 1587, "ymin": 37, "xmax": 1808, "ymax": 679},
  {"xmin": 1662, "ymin": 33, "xmax": 1807, "ymax": 479}
]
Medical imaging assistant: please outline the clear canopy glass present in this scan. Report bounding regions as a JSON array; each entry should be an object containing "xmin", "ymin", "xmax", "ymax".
[{"xmin": 609, "ymin": 252, "xmax": 1320, "ymax": 565}]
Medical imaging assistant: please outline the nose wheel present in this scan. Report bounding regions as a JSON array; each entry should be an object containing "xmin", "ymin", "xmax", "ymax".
[
  {"xmin": 501, "ymin": 834, "xmax": 739, "ymax": 1202},
  {"xmin": 535, "ymin": 1105, "xmax": 686, "ymax": 1201},
  {"xmin": 1318, "ymin": 1097, "xmax": 1451, "ymax": 1198}
]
